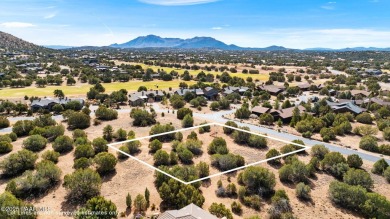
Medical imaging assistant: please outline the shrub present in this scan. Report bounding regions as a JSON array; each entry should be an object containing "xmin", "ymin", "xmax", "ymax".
[
  {"xmin": 67, "ymin": 112, "xmax": 91, "ymax": 129},
  {"xmin": 184, "ymin": 139, "xmax": 203, "ymax": 155},
  {"xmin": 372, "ymin": 158, "xmax": 389, "ymax": 175},
  {"xmin": 7, "ymin": 132, "xmax": 17, "ymax": 141},
  {"xmin": 347, "ymin": 154, "xmax": 363, "ymax": 168},
  {"xmin": 356, "ymin": 112, "xmax": 373, "ymax": 124},
  {"xmin": 231, "ymin": 201, "xmax": 242, "ymax": 215},
  {"xmin": 176, "ymin": 146, "xmax": 194, "ymax": 164},
  {"xmin": 117, "ymin": 146, "xmax": 130, "ymax": 159},
  {"xmin": 0, "ymin": 116, "xmax": 10, "ymax": 128},
  {"xmin": 248, "ymin": 135, "xmax": 267, "ymax": 148},
  {"xmin": 320, "ymin": 127, "xmax": 336, "ymax": 142},
  {"xmin": 241, "ymin": 166, "xmax": 275, "ymax": 195},
  {"xmin": 210, "ymin": 102, "xmax": 220, "ymax": 111},
  {"xmin": 343, "ymin": 168, "xmax": 373, "ymax": 189},
  {"xmin": 170, "ymin": 94, "xmax": 185, "ymax": 109},
  {"xmin": 177, "ymin": 108, "xmax": 193, "ymax": 120},
  {"xmin": 295, "ymin": 182, "xmax": 311, "ymax": 200},
  {"xmin": 126, "ymin": 140, "xmax": 141, "ymax": 154},
  {"xmin": 223, "ymin": 121, "xmax": 238, "ymax": 135},
  {"xmin": 149, "ymin": 124, "xmax": 175, "ymax": 142},
  {"xmin": 232, "ymin": 127, "xmax": 251, "ymax": 144},
  {"xmin": 311, "ymin": 144, "xmax": 329, "ymax": 160},
  {"xmin": 74, "ymin": 144, "xmax": 95, "ymax": 159},
  {"xmin": 73, "ymin": 158, "xmax": 92, "ymax": 169},
  {"xmin": 94, "ymin": 152, "xmax": 117, "ymax": 174},
  {"xmin": 0, "ymin": 192, "xmax": 37, "ymax": 218},
  {"xmin": 359, "ymin": 135, "xmax": 378, "ymax": 152},
  {"xmin": 95, "ymin": 106, "xmax": 118, "ymax": 121},
  {"xmin": 175, "ymin": 132, "xmax": 183, "ymax": 141},
  {"xmin": 321, "ymin": 152, "xmax": 347, "ymax": 172},
  {"xmin": 209, "ymin": 203, "xmax": 233, "ymax": 219},
  {"xmin": 75, "ymin": 196, "xmax": 117, "ymax": 219},
  {"xmin": 0, "ymin": 149, "xmax": 38, "ymax": 176},
  {"xmin": 73, "ymin": 129, "xmax": 87, "ymax": 139},
  {"xmin": 63, "ymin": 168, "xmax": 102, "ymax": 203},
  {"xmin": 92, "ymin": 137, "xmax": 108, "ymax": 154},
  {"xmin": 235, "ymin": 106, "xmax": 251, "ymax": 119},
  {"xmin": 149, "ymin": 139, "xmax": 162, "ymax": 153},
  {"xmin": 259, "ymin": 113, "xmax": 274, "ymax": 125},
  {"xmin": 114, "ymin": 128, "xmax": 127, "ymax": 141},
  {"xmin": 384, "ymin": 167, "xmax": 390, "ymax": 183},
  {"xmin": 379, "ymin": 144, "xmax": 390, "ymax": 156},
  {"xmin": 211, "ymin": 153, "xmax": 245, "ymax": 171},
  {"xmin": 52, "ymin": 135, "xmax": 74, "ymax": 153},
  {"xmin": 279, "ymin": 159, "xmax": 308, "ymax": 183},
  {"xmin": 42, "ymin": 150, "xmax": 60, "ymax": 163},
  {"xmin": 12, "ymin": 120, "xmax": 34, "ymax": 136},
  {"xmin": 208, "ymin": 137, "xmax": 229, "ymax": 155},
  {"xmin": 266, "ymin": 149, "xmax": 281, "ymax": 165},
  {"xmin": 0, "ymin": 141, "xmax": 13, "ymax": 154},
  {"xmin": 182, "ymin": 114, "xmax": 194, "ymax": 128},
  {"xmin": 196, "ymin": 162, "xmax": 210, "ymax": 178},
  {"xmin": 154, "ymin": 149, "xmax": 170, "ymax": 166}
]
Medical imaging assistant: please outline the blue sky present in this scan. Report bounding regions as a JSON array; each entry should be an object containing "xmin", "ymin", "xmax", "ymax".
[{"xmin": 1, "ymin": 0, "xmax": 390, "ymax": 48}]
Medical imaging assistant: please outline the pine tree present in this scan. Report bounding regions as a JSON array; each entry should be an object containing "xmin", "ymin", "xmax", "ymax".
[
  {"xmin": 126, "ymin": 193, "xmax": 132, "ymax": 209},
  {"xmin": 145, "ymin": 188, "xmax": 150, "ymax": 208}
]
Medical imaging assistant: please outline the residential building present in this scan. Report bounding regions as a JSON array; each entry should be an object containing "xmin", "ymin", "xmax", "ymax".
[{"xmin": 158, "ymin": 204, "xmax": 220, "ymax": 219}]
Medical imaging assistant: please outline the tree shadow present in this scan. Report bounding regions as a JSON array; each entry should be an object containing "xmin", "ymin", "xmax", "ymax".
[{"xmin": 101, "ymin": 170, "xmax": 117, "ymax": 183}]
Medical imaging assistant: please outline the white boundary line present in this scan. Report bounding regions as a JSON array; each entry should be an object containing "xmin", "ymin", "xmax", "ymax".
[{"xmin": 107, "ymin": 122, "xmax": 310, "ymax": 185}]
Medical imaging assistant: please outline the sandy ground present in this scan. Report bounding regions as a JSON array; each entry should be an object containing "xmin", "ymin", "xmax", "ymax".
[{"xmin": 0, "ymin": 110, "xmax": 389, "ymax": 219}]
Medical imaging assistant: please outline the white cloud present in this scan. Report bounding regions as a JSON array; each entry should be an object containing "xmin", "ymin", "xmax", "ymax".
[
  {"xmin": 321, "ymin": 1, "xmax": 336, "ymax": 10},
  {"xmin": 0, "ymin": 22, "xmax": 35, "ymax": 28},
  {"xmin": 211, "ymin": 27, "xmax": 222, "ymax": 30},
  {"xmin": 138, "ymin": 0, "xmax": 219, "ymax": 6},
  {"xmin": 44, "ymin": 12, "xmax": 57, "ymax": 19}
]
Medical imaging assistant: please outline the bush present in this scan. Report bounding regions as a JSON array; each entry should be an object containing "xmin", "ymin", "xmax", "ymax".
[
  {"xmin": 347, "ymin": 154, "xmax": 363, "ymax": 168},
  {"xmin": 248, "ymin": 135, "xmax": 267, "ymax": 148},
  {"xmin": 208, "ymin": 137, "xmax": 229, "ymax": 155},
  {"xmin": 67, "ymin": 112, "xmax": 91, "ymax": 129},
  {"xmin": 359, "ymin": 135, "xmax": 378, "ymax": 152},
  {"xmin": 149, "ymin": 124, "xmax": 175, "ymax": 142},
  {"xmin": 295, "ymin": 182, "xmax": 311, "ymax": 200},
  {"xmin": 52, "ymin": 135, "xmax": 74, "ymax": 153},
  {"xmin": 94, "ymin": 152, "xmax": 117, "ymax": 174},
  {"xmin": 7, "ymin": 132, "xmax": 17, "ymax": 141},
  {"xmin": 74, "ymin": 145, "xmax": 95, "ymax": 159},
  {"xmin": 92, "ymin": 137, "xmax": 108, "ymax": 154},
  {"xmin": 42, "ymin": 150, "xmax": 60, "ymax": 163},
  {"xmin": 320, "ymin": 127, "xmax": 336, "ymax": 142},
  {"xmin": 266, "ymin": 149, "xmax": 281, "ymax": 165},
  {"xmin": 379, "ymin": 144, "xmax": 390, "ymax": 156},
  {"xmin": 95, "ymin": 106, "xmax": 118, "ymax": 120},
  {"xmin": 343, "ymin": 168, "xmax": 373, "ymax": 189},
  {"xmin": 241, "ymin": 166, "xmax": 275, "ymax": 195},
  {"xmin": 182, "ymin": 114, "xmax": 194, "ymax": 128},
  {"xmin": 73, "ymin": 158, "xmax": 92, "ymax": 169},
  {"xmin": 384, "ymin": 167, "xmax": 390, "ymax": 183},
  {"xmin": 259, "ymin": 113, "xmax": 274, "ymax": 125},
  {"xmin": 153, "ymin": 150, "xmax": 170, "ymax": 166},
  {"xmin": 114, "ymin": 128, "xmax": 127, "ymax": 141},
  {"xmin": 0, "ymin": 192, "xmax": 37, "ymax": 218},
  {"xmin": 311, "ymin": 144, "xmax": 329, "ymax": 160},
  {"xmin": 126, "ymin": 140, "xmax": 141, "ymax": 154},
  {"xmin": 75, "ymin": 196, "xmax": 117, "ymax": 219},
  {"xmin": 210, "ymin": 102, "xmax": 220, "ymax": 111},
  {"xmin": 170, "ymin": 94, "xmax": 185, "ymax": 109},
  {"xmin": 223, "ymin": 121, "xmax": 238, "ymax": 135},
  {"xmin": 177, "ymin": 108, "xmax": 193, "ymax": 120},
  {"xmin": 232, "ymin": 127, "xmax": 250, "ymax": 144},
  {"xmin": 0, "ymin": 141, "xmax": 13, "ymax": 154},
  {"xmin": 279, "ymin": 159, "xmax": 308, "ymax": 183},
  {"xmin": 383, "ymin": 127, "xmax": 390, "ymax": 141},
  {"xmin": 149, "ymin": 139, "xmax": 162, "ymax": 153},
  {"xmin": 0, "ymin": 149, "xmax": 38, "ymax": 176},
  {"xmin": 235, "ymin": 107, "xmax": 251, "ymax": 119},
  {"xmin": 176, "ymin": 146, "xmax": 194, "ymax": 164},
  {"xmin": 372, "ymin": 158, "xmax": 389, "ymax": 175},
  {"xmin": 73, "ymin": 129, "xmax": 87, "ymax": 139},
  {"xmin": 12, "ymin": 120, "xmax": 34, "ymax": 136},
  {"xmin": 63, "ymin": 168, "xmax": 102, "ymax": 203},
  {"xmin": 117, "ymin": 146, "xmax": 130, "ymax": 159},
  {"xmin": 211, "ymin": 153, "xmax": 245, "ymax": 171},
  {"xmin": 183, "ymin": 139, "xmax": 203, "ymax": 155},
  {"xmin": 175, "ymin": 132, "xmax": 183, "ymax": 141},
  {"xmin": 231, "ymin": 201, "xmax": 242, "ymax": 215},
  {"xmin": 321, "ymin": 152, "xmax": 347, "ymax": 172},
  {"xmin": 0, "ymin": 116, "xmax": 10, "ymax": 128},
  {"xmin": 209, "ymin": 203, "xmax": 233, "ymax": 219},
  {"xmin": 356, "ymin": 112, "xmax": 373, "ymax": 124},
  {"xmin": 329, "ymin": 181, "xmax": 367, "ymax": 211}
]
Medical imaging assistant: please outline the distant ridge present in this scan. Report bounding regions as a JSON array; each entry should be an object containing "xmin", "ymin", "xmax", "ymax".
[{"xmin": 0, "ymin": 31, "xmax": 48, "ymax": 52}]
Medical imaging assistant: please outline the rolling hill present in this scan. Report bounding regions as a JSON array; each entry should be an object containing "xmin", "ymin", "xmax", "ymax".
[{"xmin": 0, "ymin": 31, "xmax": 46, "ymax": 52}]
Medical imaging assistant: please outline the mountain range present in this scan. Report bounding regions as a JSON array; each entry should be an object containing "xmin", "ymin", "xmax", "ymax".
[{"xmin": 1, "ymin": 31, "xmax": 390, "ymax": 52}]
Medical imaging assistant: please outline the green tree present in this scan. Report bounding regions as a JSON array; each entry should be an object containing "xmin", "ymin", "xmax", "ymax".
[
  {"xmin": 67, "ymin": 112, "xmax": 91, "ymax": 129},
  {"xmin": 209, "ymin": 203, "xmax": 233, "ymax": 219},
  {"xmin": 182, "ymin": 114, "xmax": 194, "ymax": 128},
  {"xmin": 266, "ymin": 149, "xmax": 281, "ymax": 165},
  {"xmin": 347, "ymin": 154, "xmax": 363, "ymax": 168},
  {"xmin": 295, "ymin": 182, "xmax": 311, "ymax": 200},
  {"xmin": 74, "ymin": 144, "xmax": 95, "ymax": 159},
  {"xmin": 52, "ymin": 135, "xmax": 74, "ymax": 153},
  {"xmin": 0, "ymin": 149, "xmax": 38, "ymax": 176},
  {"xmin": 208, "ymin": 137, "xmax": 229, "ymax": 155},
  {"xmin": 154, "ymin": 150, "xmax": 170, "ymax": 166},
  {"xmin": 75, "ymin": 196, "xmax": 117, "ymax": 219},
  {"xmin": 42, "ymin": 150, "xmax": 60, "ymax": 163},
  {"xmin": 242, "ymin": 166, "xmax": 276, "ymax": 196},
  {"xmin": 149, "ymin": 139, "xmax": 162, "ymax": 153},
  {"xmin": 170, "ymin": 94, "xmax": 185, "ymax": 109},
  {"xmin": 133, "ymin": 194, "xmax": 147, "ymax": 213},
  {"xmin": 92, "ymin": 137, "xmax": 108, "ymax": 154},
  {"xmin": 359, "ymin": 135, "xmax": 378, "ymax": 152},
  {"xmin": 126, "ymin": 193, "xmax": 132, "ymax": 209},
  {"xmin": 63, "ymin": 168, "xmax": 102, "ymax": 203},
  {"xmin": 311, "ymin": 144, "xmax": 329, "ymax": 160},
  {"xmin": 94, "ymin": 152, "xmax": 117, "ymax": 174},
  {"xmin": 259, "ymin": 113, "xmax": 274, "ymax": 125},
  {"xmin": 22, "ymin": 135, "xmax": 47, "ymax": 152},
  {"xmin": 177, "ymin": 108, "xmax": 193, "ymax": 120},
  {"xmin": 372, "ymin": 158, "xmax": 389, "ymax": 175},
  {"xmin": 145, "ymin": 188, "xmax": 150, "ymax": 207},
  {"xmin": 343, "ymin": 168, "xmax": 373, "ymax": 189}
]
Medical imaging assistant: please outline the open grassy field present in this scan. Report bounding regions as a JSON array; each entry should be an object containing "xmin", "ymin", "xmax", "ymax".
[
  {"xmin": 0, "ymin": 80, "xmax": 197, "ymax": 98},
  {"xmin": 116, "ymin": 61, "xmax": 270, "ymax": 81}
]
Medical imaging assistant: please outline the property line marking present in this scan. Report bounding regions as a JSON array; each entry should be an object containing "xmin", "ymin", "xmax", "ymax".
[{"xmin": 108, "ymin": 122, "xmax": 310, "ymax": 185}]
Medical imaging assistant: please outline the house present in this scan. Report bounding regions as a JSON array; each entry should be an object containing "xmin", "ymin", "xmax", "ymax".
[
  {"xmin": 31, "ymin": 98, "xmax": 84, "ymax": 112},
  {"xmin": 128, "ymin": 90, "xmax": 165, "ymax": 106},
  {"xmin": 222, "ymin": 86, "xmax": 249, "ymax": 96},
  {"xmin": 297, "ymin": 83, "xmax": 311, "ymax": 91},
  {"xmin": 175, "ymin": 88, "xmax": 204, "ymax": 97},
  {"xmin": 365, "ymin": 69, "xmax": 382, "ymax": 75},
  {"xmin": 0, "ymin": 73, "xmax": 5, "ymax": 78},
  {"xmin": 275, "ymin": 105, "xmax": 308, "ymax": 122},
  {"xmin": 251, "ymin": 106, "xmax": 272, "ymax": 116},
  {"xmin": 158, "ymin": 203, "xmax": 219, "ymax": 219},
  {"xmin": 370, "ymin": 97, "xmax": 390, "ymax": 107},
  {"xmin": 350, "ymin": 90, "xmax": 371, "ymax": 97},
  {"xmin": 203, "ymin": 87, "xmax": 219, "ymax": 100},
  {"xmin": 326, "ymin": 100, "xmax": 365, "ymax": 115},
  {"xmin": 258, "ymin": 85, "xmax": 285, "ymax": 96}
]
